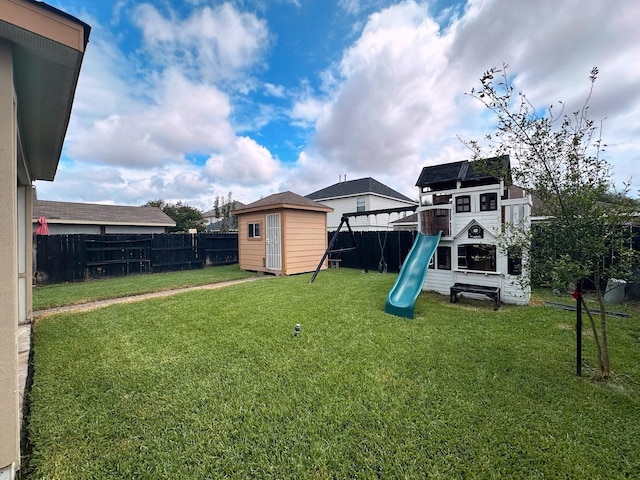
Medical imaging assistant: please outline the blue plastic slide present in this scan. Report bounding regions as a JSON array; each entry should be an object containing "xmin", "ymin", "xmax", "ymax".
[{"xmin": 385, "ymin": 231, "xmax": 442, "ymax": 319}]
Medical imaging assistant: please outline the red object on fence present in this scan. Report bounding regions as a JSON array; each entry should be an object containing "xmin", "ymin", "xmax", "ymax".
[{"xmin": 35, "ymin": 216, "xmax": 49, "ymax": 235}]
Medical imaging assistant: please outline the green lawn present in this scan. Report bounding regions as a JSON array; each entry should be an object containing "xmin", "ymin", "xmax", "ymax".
[
  {"xmin": 27, "ymin": 269, "xmax": 640, "ymax": 479},
  {"xmin": 32, "ymin": 264, "xmax": 257, "ymax": 311}
]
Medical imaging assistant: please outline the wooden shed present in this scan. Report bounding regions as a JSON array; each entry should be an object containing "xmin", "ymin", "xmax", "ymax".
[{"xmin": 232, "ymin": 191, "xmax": 333, "ymax": 275}]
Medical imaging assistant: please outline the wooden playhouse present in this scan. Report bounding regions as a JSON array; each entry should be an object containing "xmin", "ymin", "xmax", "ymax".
[
  {"xmin": 416, "ymin": 155, "xmax": 532, "ymax": 306},
  {"xmin": 232, "ymin": 191, "xmax": 333, "ymax": 275}
]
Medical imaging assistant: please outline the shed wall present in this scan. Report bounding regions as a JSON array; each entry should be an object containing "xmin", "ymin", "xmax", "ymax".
[
  {"xmin": 238, "ymin": 211, "xmax": 267, "ymax": 273},
  {"xmin": 282, "ymin": 209, "xmax": 328, "ymax": 275}
]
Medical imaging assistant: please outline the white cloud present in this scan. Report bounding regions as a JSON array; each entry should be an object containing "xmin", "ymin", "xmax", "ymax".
[
  {"xmin": 312, "ymin": 1, "xmax": 456, "ymax": 173},
  {"xmin": 68, "ymin": 70, "xmax": 235, "ymax": 167},
  {"xmin": 204, "ymin": 136, "xmax": 281, "ymax": 186},
  {"xmin": 290, "ymin": 97, "xmax": 324, "ymax": 127},
  {"xmin": 133, "ymin": 2, "xmax": 270, "ymax": 83},
  {"xmin": 264, "ymin": 83, "xmax": 285, "ymax": 98}
]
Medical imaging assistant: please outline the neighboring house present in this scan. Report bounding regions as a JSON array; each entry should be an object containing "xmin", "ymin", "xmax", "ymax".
[
  {"xmin": 233, "ymin": 191, "xmax": 332, "ymax": 275},
  {"xmin": 416, "ymin": 156, "xmax": 532, "ymax": 305},
  {"xmin": 202, "ymin": 200, "xmax": 245, "ymax": 232},
  {"xmin": 306, "ymin": 177, "xmax": 417, "ymax": 231},
  {"xmin": 390, "ymin": 212, "xmax": 418, "ymax": 231},
  {"xmin": 0, "ymin": 2, "xmax": 90, "ymax": 478},
  {"xmin": 33, "ymin": 199, "xmax": 175, "ymax": 234}
]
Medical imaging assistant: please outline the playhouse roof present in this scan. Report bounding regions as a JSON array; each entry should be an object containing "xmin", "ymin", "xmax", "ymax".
[
  {"xmin": 416, "ymin": 155, "xmax": 510, "ymax": 189},
  {"xmin": 306, "ymin": 177, "xmax": 414, "ymax": 203},
  {"xmin": 233, "ymin": 191, "xmax": 333, "ymax": 215}
]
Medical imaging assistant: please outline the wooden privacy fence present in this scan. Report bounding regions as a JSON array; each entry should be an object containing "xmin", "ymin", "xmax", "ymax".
[
  {"xmin": 34, "ymin": 230, "xmax": 418, "ymax": 285},
  {"xmin": 34, "ymin": 233, "xmax": 239, "ymax": 284},
  {"xmin": 326, "ymin": 230, "xmax": 417, "ymax": 273}
]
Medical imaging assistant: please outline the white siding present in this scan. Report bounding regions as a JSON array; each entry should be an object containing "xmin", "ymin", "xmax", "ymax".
[
  {"xmin": 105, "ymin": 226, "xmax": 166, "ymax": 234},
  {"xmin": 321, "ymin": 195, "xmax": 416, "ymax": 231},
  {"xmin": 46, "ymin": 224, "xmax": 100, "ymax": 234},
  {"xmin": 419, "ymin": 181, "xmax": 532, "ymax": 306}
]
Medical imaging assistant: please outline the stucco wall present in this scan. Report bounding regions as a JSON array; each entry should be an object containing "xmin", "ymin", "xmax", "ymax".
[{"xmin": 0, "ymin": 40, "xmax": 20, "ymax": 473}]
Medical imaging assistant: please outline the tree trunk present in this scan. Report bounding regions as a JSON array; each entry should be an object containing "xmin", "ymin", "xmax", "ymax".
[{"xmin": 596, "ymin": 289, "xmax": 611, "ymax": 379}]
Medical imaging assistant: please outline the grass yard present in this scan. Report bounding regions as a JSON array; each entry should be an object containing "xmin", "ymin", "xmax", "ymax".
[
  {"xmin": 27, "ymin": 269, "xmax": 640, "ymax": 479},
  {"xmin": 32, "ymin": 264, "xmax": 257, "ymax": 311}
]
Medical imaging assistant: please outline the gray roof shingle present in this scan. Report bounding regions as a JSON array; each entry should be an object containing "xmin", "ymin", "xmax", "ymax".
[
  {"xmin": 33, "ymin": 200, "xmax": 175, "ymax": 226},
  {"xmin": 415, "ymin": 156, "xmax": 510, "ymax": 188},
  {"xmin": 306, "ymin": 177, "xmax": 415, "ymax": 203}
]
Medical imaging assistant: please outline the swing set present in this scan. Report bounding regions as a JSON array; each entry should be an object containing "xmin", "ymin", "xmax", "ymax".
[{"xmin": 309, "ymin": 205, "xmax": 418, "ymax": 283}]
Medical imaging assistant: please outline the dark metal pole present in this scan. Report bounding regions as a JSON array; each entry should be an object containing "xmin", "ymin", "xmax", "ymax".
[{"xmin": 576, "ymin": 281, "xmax": 582, "ymax": 377}]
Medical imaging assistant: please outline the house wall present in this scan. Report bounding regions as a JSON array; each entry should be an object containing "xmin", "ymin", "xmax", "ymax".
[
  {"xmin": 322, "ymin": 195, "xmax": 416, "ymax": 231},
  {"xmin": 238, "ymin": 211, "xmax": 268, "ymax": 273},
  {"xmin": 281, "ymin": 209, "xmax": 328, "ymax": 275},
  {"xmin": 0, "ymin": 40, "xmax": 20, "ymax": 475}
]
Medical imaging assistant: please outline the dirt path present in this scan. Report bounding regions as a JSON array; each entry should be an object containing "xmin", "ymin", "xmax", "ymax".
[{"xmin": 33, "ymin": 276, "xmax": 270, "ymax": 320}]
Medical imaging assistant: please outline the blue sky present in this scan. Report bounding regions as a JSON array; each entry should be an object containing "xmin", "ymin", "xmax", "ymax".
[{"xmin": 37, "ymin": 0, "xmax": 640, "ymax": 209}]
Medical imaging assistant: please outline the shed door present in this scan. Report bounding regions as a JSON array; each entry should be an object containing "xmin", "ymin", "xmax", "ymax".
[{"xmin": 266, "ymin": 213, "xmax": 282, "ymax": 271}]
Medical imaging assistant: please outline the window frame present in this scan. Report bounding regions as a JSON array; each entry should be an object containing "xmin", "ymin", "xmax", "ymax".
[
  {"xmin": 248, "ymin": 221, "xmax": 262, "ymax": 239},
  {"xmin": 436, "ymin": 246, "xmax": 451, "ymax": 270},
  {"xmin": 480, "ymin": 192, "xmax": 498, "ymax": 211},
  {"xmin": 356, "ymin": 196, "xmax": 366, "ymax": 212},
  {"xmin": 457, "ymin": 243, "xmax": 496, "ymax": 272},
  {"xmin": 455, "ymin": 195, "xmax": 471, "ymax": 213}
]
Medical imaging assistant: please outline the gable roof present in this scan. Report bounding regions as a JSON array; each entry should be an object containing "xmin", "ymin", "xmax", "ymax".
[
  {"xmin": 390, "ymin": 213, "xmax": 418, "ymax": 225},
  {"xmin": 33, "ymin": 200, "xmax": 175, "ymax": 227},
  {"xmin": 306, "ymin": 177, "xmax": 415, "ymax": 203},
  {"xmin": 233, "ymin": 191, "xmax": 333, "ymax": 215},
  {"xmin": 3, "ymin": 0, "xmax": 91, "ymax": 182},
  {"xmin": 415, "ymin": 155, "xmax": 510, "ymax": 189}
]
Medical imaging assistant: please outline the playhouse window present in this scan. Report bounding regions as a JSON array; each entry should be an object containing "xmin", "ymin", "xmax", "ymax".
[
  {"xmin": 508, "ymin": 246, "xmax": 522, "ymax": 275},
  {"xmin": 356, "ymin": 197, "xmax": 366, "ymax": 212},
  {"xmin": 480, "ymin": 192, "xmax": 498, "ymax": 211},
  {"xmin": 248, "ymin": 222, "xmax": 261, "ymax": 238},
  {"xmin": 455, "ymin": 195, "xmax": 471, "ymax": 213},
  {"xmin": 457, "ymin": 244, "xmax": 496, "ymax": 271},
  {"xmin": 437, "ymin": 246, "xmax": 451, "ymax": 270}
]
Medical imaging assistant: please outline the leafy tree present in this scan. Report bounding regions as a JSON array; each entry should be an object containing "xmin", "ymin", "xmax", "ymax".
[
  {"xmin": 143, "ymin": 199, "xmax": 205, "ymax": 233},
  {"xmin": 464, "ymin": 65, "xmax": 637, "ymax": 380},
  {"xmin": 210, "ymin": 192, "xmax": 238, "ymax": 232}
]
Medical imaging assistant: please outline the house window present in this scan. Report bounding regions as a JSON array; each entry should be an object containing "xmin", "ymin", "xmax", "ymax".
[
  {"xmin": 437, "ymin": 246, "xmax": 451, "ymax": 270},
  {"xmin": 455, "ymin": 195, "xmax": 471, "ymax": 213},
  {"xmin": 248, "ymin": 222, "xmax": 261, "ymax": 238},
  {"xmin": 480, "ymin": 193, "xmax": 498, "ymax": 211},
  {"xmin": 356, "ymin": 197, "xmax": 366, "ymax": 212},
  {"xmin": 457, "ymin": 244, "xmax": 496, "ymax": 272},
  {"xmin": 508, "ymin": 247, "xmax": 522, "ymax": 275}
]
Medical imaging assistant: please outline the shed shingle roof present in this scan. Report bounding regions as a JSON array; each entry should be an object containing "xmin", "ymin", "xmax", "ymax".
[
  {"xmin": 33, "ymin": 200, "xmax": 175, "ymax": 226},
  {"xmin": 233, "ymin": 191, "xmax": 333, "ymax": 214},
  {"xmin": 306, "ymin": 177, "xmax": 415, "ymax": 203}
]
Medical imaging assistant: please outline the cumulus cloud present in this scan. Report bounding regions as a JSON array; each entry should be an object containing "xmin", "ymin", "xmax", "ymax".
[
  {"xmin": 204, "ymin": 136, "xmax": 281, "ymax": 186},
  {"xmin": 313, "ymin": 1, "xmax": 456, "ymax": 174},
  {"xmin": 68, "ymin": 70, "xmax": 235, "ymax": 167},
  {"xmin": 133, "ymin": 2, "xmax": 270, "ymax": 83}
]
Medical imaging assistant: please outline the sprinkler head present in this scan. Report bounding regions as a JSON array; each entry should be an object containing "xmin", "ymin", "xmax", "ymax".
[{"xmin": 293, "ymin": 323, "xmax": 301, "ymax": 337}]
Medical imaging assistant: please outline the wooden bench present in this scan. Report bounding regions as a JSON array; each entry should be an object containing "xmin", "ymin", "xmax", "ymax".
[
  {"xmin": 328, "ymin": 258, "xmax": 342, "ymax": 268},
  {"xmin": 450, "ymin": 283, "xmax": 501, "ymax": 310}
]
